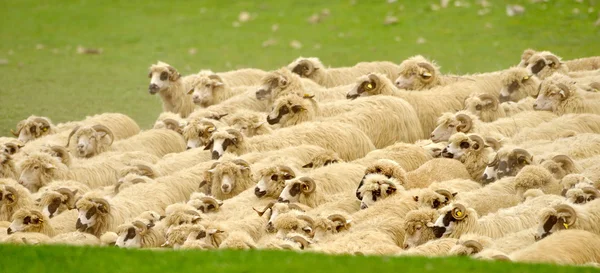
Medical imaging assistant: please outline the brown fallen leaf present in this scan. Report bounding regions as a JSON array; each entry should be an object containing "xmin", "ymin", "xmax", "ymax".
[{"xmin": 77, "ymin": 46, "xmax": 103, "ymax": 54}]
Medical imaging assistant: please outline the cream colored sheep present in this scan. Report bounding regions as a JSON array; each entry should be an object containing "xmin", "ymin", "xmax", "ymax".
[
  {"xmin": 525, "ymin": 51, "xmax": 600, "ymax": 80},
  {"xmin": 394, "ymin": 55, "xmax": 468, "ymax": 91},
  {"xmin": 534, "ymin": 74, "xmax": 600, "ymax": 115},
  {"xmin": 222, "ymin": 110, "xmax": 273, "ymax": 137},
  {"xmin": 0, "ymin": 179, "xmax": 34, "ymax": 221},
  {"xmin": 0, "ymin": 151, "xmax": 18, "ymax": 180},
  {"xmin": 482, "ymin": 146, "xmax": 534, "ymax": 183},
  {"xmin": 442, "ymin": 133, "xmax": 494, "ymax": 181},
  {"xmin": 464, "ymin": 93, "xmax": 534, "ymax": 122},
  {"xmin": 287, "ymin": 57, "xmax": 401, "ymax": 88},
  {"xmin": 188, "ymin": 74, "xmax": 257, "ymax": 107},
  {"xmin": 536, "ymin": 200, "xmax": 600, "ymax": 240},
  {"xmin": 147, "ymin": 61, "xmax": 196, "ymax": 118},
  {"xmin": 182, "ymin": 117, "xmax": 226, "ymax": 150},
  {"xmin": 49, "ymin": 231, "xmax": 100, "ymax": 246},
  {"xmin": 152, "ymin": 112, "xmax": 185, "ymax": 133},
  {"xmin": 352, "ymin": 141, "xmax": 434, "ymax": 171},
  {"xmin": 10, "ymin": 116, "xmax": 56, "ymax": 144},
  {"xmin": 206, "ymin": 159, "xmax": 254, "ymax": 200}
]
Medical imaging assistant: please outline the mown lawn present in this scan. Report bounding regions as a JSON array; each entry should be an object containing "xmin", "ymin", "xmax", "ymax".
[
  {"xmin": 0, "ymin": 244, "xmax": 598, "ymax": 273},
  {"xmin": 0, "ymin": 0, "xmax": 599, "ymax": 133}
]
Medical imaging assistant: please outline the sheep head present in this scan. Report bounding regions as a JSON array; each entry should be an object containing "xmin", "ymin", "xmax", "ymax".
[
  {"xmin": 566, "ymin": 187, "xmax": 599, "ymax": 205},
  {"xmin": 541, "ymin": 154, "xmax": 580, "ymax": 180},
  {"xmin": 66, "ymin": 124, "xmax": 114, "ymax": 158},
  {"xmin": 560, "ymin": 174, "xmax": 594, "ymax": 196},
  {"xmin": 356, "ymin": 173, "xmax": 402, "ymax": 210},
  {"xmin": 302, "ymin": 150, "xmax": 342, "ymax": 169},
  {"xmin": 288, "ymin": 57, "xmax": 322, "ymax": 79},
  {"xmin": 148, "ymin": 61, "xmax": 181, "ymax": 95},
  {"xmin": 414, "ymin": 189, "xmax": 457, "ymax": 210},
  {"xmin": 535, "ymin": 204, "xmax": 577, "ymax": 240},
  {"xmin": 7, "ymin": 208, "xmax": 48, "ymax": 234},
  {"xmin": 498, "ymin": 68, "xmax": 538, "ymax": 103},
  {"xmin": 464, "ymin": 93, "xmax": 499, "ymax": 119},
  {"xmin": 17, "ymin": 152, "xmax": 64, "ymax": 192},
  {"xmin": 518, "ymin": 48, "xmax": 537, "ymax": 68},
  {"xmin": 267, "ymin": 93, "xmax": 314, "ymax": 127},
  {"xmin": 225, "ymin": 110, "xmax": 266, "ymax": 137},
  {"xmin": 39, "ymin": 188, "xmax": 78, "ymax": 218},
  {"xmin": 115, "ymin": 220, "xmax": 150, "ymax": 248},
  {"xmin": 207, "ymin": 159, "xmax": 251, "ymax": 196},
  {"xmin": 526, "ymin": 52, "xmax": 564, "ymax": 79},
  {"xmin": 256, "ymin": 68, "xmax": 294, "ymax": 101},
  {"xmin": 432, "ymin": 203, "xmax": 471, "ymax": 238},
  {"xmin": 11, "ymin": 117, "xmax": 53, "ymax": 143},
  {"xmin": 431, "ymin": 112, "xmax": 475, "ymax": 142},
  {"xmin": 187, "ymin": 196, "xmax": 223, "ymax": 213},
  {"xmin": 395, "ymin": 56, "xmax": 440, "ymax": 90},
  {"xmin": 442, "ymin": 133, "xmax": 484, "ymax": 161},
  {"xmin": 255, "ymin": 165, "xmax": 296, "ymax": 198},
  {"xmin": 75, "ymin": 195, "xmax": 111, "ymax": 234},
  {"xmin": 533, "ymin": 74, "xmax": 575, "ymax": 112},
  {"xmin": 204, "ymin": 128, "xmax": 243, "ymax": 160},
  {"xmin": 2, "ymin": 142, "xmax": 24, "ymax": 156},
  {"xmin": 402, "ymin": 208, "xmax": 439, "ymax": 249},
  {"xmin": 188, "ymin": 74, "xmax": 225, "ymax": 107},
  {"xmin": 183, "ymin": 118, "xmax": 219, "ymax": 150},
  {"xmin": 484, "ymin": 147, "xmax": 533, "ymax": 182},
  {"xmin": 347, "ymin": 73, "xmax": 386, "ymax": 100},
  {"xmin": 278, "ymin": 177, "xmax": 316, "ymax": 203}
]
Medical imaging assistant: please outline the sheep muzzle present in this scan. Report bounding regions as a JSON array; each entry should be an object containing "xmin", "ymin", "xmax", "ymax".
[{"xmin": 148, "ymin": 84, "xmax": 160, "ymax": 94}]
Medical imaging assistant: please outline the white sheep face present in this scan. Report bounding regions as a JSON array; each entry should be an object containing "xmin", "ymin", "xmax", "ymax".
[
  {"xmin": 254, "ymin": 176, "xmax": 270, "ymax": 198},
  {"xmin": 403, "ymin": 224, "xmax": 424, "ymax": 249},
  {"xmin": 75, "ymin": 134, "xmax": 100, "ymax": 158},
  {"xmin": 7, "ymin": 219, "xmax": 27, "ymax": 234},
  {"xmin": 441, "ymin": 141, "xmax": 467, "ymax": 160},
  {"xmin": 220, "ymin": 174, "xmax": 234, "ymax": 194},
  {"xmin": 394, "ymin": 74, "xmax": 415, "ymax": 90},
  {"xmin": 148, "ymin": 71, "xmax": 170, "ymax": 94},
  {"xmin": 278, "ymin": 181, "xmax": 302, "ymax": 203},
  {"xmin": 17, "ymin": 128, "xmax": 35, "ymax": 143},
  {"xmin": 191, "ymin": 81, "xmax": 222, "ymax": 107},
  {"xmin": 533, "ymin": 91, "xmax": 561, "ymax": 111},
  {"xmin": 18, "ymin": 164, "xmax": 47, "ymax": 192},
  {"xmin": 116, "ymin": 228, "xmax": 143, "ymax": 248},
  {"xmin": 77, "ymin": 208, "xmax": 99, "ymax": 232},
  {"xmin": 432, "ymin": 212, "xmax": 455, "ymax": 238},
  {"xmin": 430, "ymin": 122, "xmax": 459, "ymax": 143},
  {"xmin": 481, "ymin": 164, "xmax": 498, "ymax": 184}
]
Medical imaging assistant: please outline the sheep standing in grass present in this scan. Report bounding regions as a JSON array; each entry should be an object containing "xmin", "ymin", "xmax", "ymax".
[
  {"xmin": 287, "ymin": 57, "xmax": 401, "ymax": 88},
  {"xmin": 147, "ymin": 61, "xmax": 196, "ymax": 118}
]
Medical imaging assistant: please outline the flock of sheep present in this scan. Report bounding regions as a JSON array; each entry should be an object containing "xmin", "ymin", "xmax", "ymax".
[{"xmin": 2, "ymin": 49, "xmax": 600, "ymax": 266}]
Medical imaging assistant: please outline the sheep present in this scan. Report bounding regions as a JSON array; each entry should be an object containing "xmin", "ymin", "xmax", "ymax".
[
  {"xmin": 187, "ymin": 74, "xmax": 257, "ymax": 107},
  {"xmin": 37, "ymin": 185, "xmax": 83, "ymax": 218},
  {"xmin": 10, "ymin": 116, "xmax": 57, "ymax": 144},
  {"xmin": 401, "ymin": 208, "xmax": 440, "ymax": 249},
  {"xmin": 188, "ymin": 89, "xmax": 271, "ymax": 118},
  {"xmin": 432, "ymin": 194, "xmax": 564, "ymax": 240},
  {"xmin": 482, "ymin": 146, "xmax": 534, "ymax": 183},
  {"xmin": 278, "ymin": 162, "xmax": 366, "ymax": 207},
  {"xmin": 2, "ymin": 232, "xmax": 51, "ymax": 245},
  {"xmin": 0, "ymin": 179, "xmax": 34, "ymax": 221},
  {"xmin": 17, "ymin": 151, "xmax": 158, "ymax": 192},
  {"xmin": 182, "ymin": 118, "xmax": 225, "ymax": 150},
  {"xmin": 152, "ymin": 112, "xmax": 185, "ymax": 133},
  {"xmin": 205, "ymin": 123, "xmax": 375, "ymax": 161},
  {"xmin": 206, "ymin": 68, "xmax": 268, "ymax": 87},
  {"xmin": 0, "ymin": 151, "xmax": 18, "ymax": 180},
  {"xmin": 510, "ymin": 113, "xmax": 600, "ymax": 144},
  {"xmin": 560, "ymin": 174, "xmax": 596, "ymax": 196},
  {"xmin": 394, "ymin": 55, "xmax": 465, "ymax": 91},
  {"xmin": 165, "ymin": 223, "xmax": 206, "ymax": 249},
  {"xmin": 346, "ymin": 73, "xmax": 503, "ymax": 134},
  {"xmin": 147, "ymin": 61, "xmax": 196, "ymax": 118},
  {"xmin": 256, "ymin": 67, "xmax": 350, "ymax": 104},
  {"xmin": 67, "ymin": 126, "xmax": 186, "ymax": 158},
  {"xmin": 536, "ymin": 200, "xmax": 600, "ymax": 240},
  {"xmin": 512, "ymin": 165, "xmax": 563, "ymax": 197},
  {"xmin": 464, "ymin": 93, "xmax": 535, "ymax": 122},
  {"xmin": 196, "ymin": 216, "xmax": 267, "ymax": 249},
  {"xmin": 19, "ymin": 113, "xmax": 141, "ymax": 156},
  {"xmin": 566, "ymin": 187, "xmax": 600, "ymax": 205},
  {"xmin": 115, "ymin": 218, "xmax": 166, "ymax": 248},
  {"xmin": 206, "ymin": 159, "xmax": 254, "ymax": 200},
  {"xmin": 187, "ymin": 192, "xmax": 223, "ymax": 214},
  {"xmin": 430, "ymin": 110, "xmax": 556, "ymax": 143},
  {"xmin": 534, "ymin": 74, "xmax": 600, "ymax": 115},
  {"xmin": 504, "ymin": 229, "xmax": 600, "ymax": 265},
  {"xmin": 7, "ymin": 208, "xmax": 57, "ymax": 236},
  {"xmin": 442, "ymin": 133, "xmax": 494, "ymax": 181},
  {"xmin": 222, "ymin": 110, "xmax": 272, "ymax": 137},
  {"xmin": 524, "ymin": 51, "xmax": 600, "ymax": 80},
  {"xmin": 49, "ymin": 231, "xmax": 100, "ymax": 246},
  {"xmin": 287, "ymin": 57, "xmax": 401, "ymax": 88},
  {"xmin": 267, "ymin": 94, "xmax": 425, "ymax": 145}
]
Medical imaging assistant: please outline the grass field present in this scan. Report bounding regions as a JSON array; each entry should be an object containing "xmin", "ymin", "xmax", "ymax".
[
  {"xmin": 0, "ymin": 244, "xmax": 599, "ymax": 273},
  {"xmin": 1, "ymin": 0, "xmax": 600, "ymax": 271},
  {"xmin": 1, "ymin": 0, "xmax": 599, "ymax": 133}
]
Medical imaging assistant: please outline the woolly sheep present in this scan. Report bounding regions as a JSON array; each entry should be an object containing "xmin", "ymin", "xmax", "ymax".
[
  {"xmin": 534, "ymin": 74, "xmax": 600, "ymax": 115},
  {"xmin": 49, "ymin": 231, "xmax": 100, "ymax": 246},
  {"xmin": 147, "ymin": 61, "xmax": 196, "ymax": 118},
  {"xmin": 394, "ymin": 55, "xmax": 467, "ymax": 91},
  {"xmin": 206, "ymin": 159, "xmax": 254, "ymax": 200},
  {"xmin": 205, "ymin": 123, "xmax": 375, "ymax": 161},
  {"xmin": 442, "ymin": 133, "xmax": 494, "ymax": 181},
  {"xmin": 0, "ymin": 151, "xmax": 18, "ymax": 180},
  {"xmin": 188, "ymin": 74, "xmax": 258, "ymax": 107},
  {"xmin": 465, "ymin": 93, "xmax": 535, "ymax": 122},
  {"xmin": 352, "ymin": 141, "xmax": 434, "ymax": 171},
  {"xmin": 0, "ymin": 179, "xmax": 34, "ymax": 221},
  {"xmin": 287, "ymin": 57, "xmax": 401, "ymax": 88},
  {"xmin": 10, "ymin": 116, "xmax": 57, "ymax": 144},
  {"xmin": 510, "ymin": 113, "xmax": 600, "ymax": 144},
  {"xmin": 115, "ymin": 218, "xmax": 166, "ymax": 248},
  {"xmin": 482, "ymin": 146, "xmax": 534, "ymax": 183},
  {"xmin": 565, "ymin": 187, "xmax": 599, "ymax": 205},
  {"xmin": 536, "ymin": 199, "xmax": 600, "ymax": 240},
  {"xmin": 182, "ymin": 117, "xmax": 226, "ymax": 150},
  {"xmin": 222, "ymin": 110, "xmax": 272, "ymax": 137},
  {"xmin": 401, "ymin": 208, "xmax": 440, "ymax": 249},
  {"xmin": 524, "ymin": 51, "xmax": 600, "ymax": 80}
]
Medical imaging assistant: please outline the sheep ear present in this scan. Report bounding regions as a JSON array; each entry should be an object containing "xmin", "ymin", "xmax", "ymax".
[
  {"xmin": 559, "ymin": 90, "xmax": 567, "ymax": 99},
  {"xmin": 413, "ymin": 196, "xmax": 419, "ymax": 202},
  {"xmin": 426, "ymin": 222, "xmax": 435, "ymax": 228},
  {"xmin": 44, "ymin": 163, "xmax": 56, "ymax": 170}
]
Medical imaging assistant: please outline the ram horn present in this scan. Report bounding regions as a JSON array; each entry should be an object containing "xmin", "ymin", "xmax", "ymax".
[
  {"xmin": 484, "ymin": 137, "xmax": 501, "ymax": 151},
  {"xmin": 277, "ymin": 165, "xmax": 296, "ymax": 179},
  {"xmin": 468, "ymin": 134, "xmax": 485, "ymax": 151},
  {"xmin": 162, "ymin": 119, "xmax": 181, "ymax": 132},
  {"xmin": 554, "ymin": 204, "xmax": 577, "ymax": 227},
  {"xmin": 462, "ymin": 240, "xmax": 483, "ymax": 254},
  {"xmin": 327, "ymin": 214, "xmax": 350, "ymax": 230},
  {"xmin": 552, "ymin": 155, "xmax": 576, "ymax": 172},
  {"xmin": 417, "ymin": 62, "xmax": 436, "ymax": 79},
  {"xmin": 289, "ymin": 235, "xmax": 310, "ymax": 250},
  {"xmin": 478, "ymin": 94, "xmax": 498, "ymax": 111},
  {"xmin": 546, "ymin": 55, "xmax": 561, "ymax": 67},
  {"xmin": 132, "ymin": 220, "xmax": 148, "ymax": 235},
  {"xmin": 435, "ymin": 189, "xmax": 455, "ymax": 202},
  {"xmin": 199, "ymin": 197, "xmax": 221, "ymax": 209},
  {"xmin": 555, "ymin": 83, "xmax": 571, "ymax": 99},
  {"xmin": 207, "ymin": 74, "xmax": 224, "ymax": 83},
  {"xmin": 455, "ymin": 114, "xmax": 473, "ymax": 133},
  {"xmin": 253, "ymin": 201, "xmax": 276, "ymax": 217},
  {"xmin": 451, "ymin": 203, "xmax": 467, "ymax": 220},
  {"xmin": 134, "ymin": 164, "xmax": 157, "ymax": 178},
  {"xmin": 512, "ymin": 149, "xmax": 532, "ymax": 163},
  {"xmin": 296, "ymin": 215, "xmax": 315, "ymax": 228},
  {"xmin": 92, "ymin": 125, "xmax": 115, "ymax": 146},
  {"xmin": 582, "ymin": 187, "xmax": 600, "ymax": 200},
  {"xmin": 65, "ymin": 125, "xmax": 81, "ymax": 147},
  {"xmin": 299, "ymin": 177, "xmax": 316, "ymax": 194},
  {"xmin": 231, "ymin": 158, "xmax": 251, "ymax": 169},
  {"xmin": 56, "ymin": 188, "xmax": 77, "ymax": 209},
  {"xmin": 33, "ymin": 118, "xmax": 51, "ymax": 131},
  {"xmin": 4, "ymin": 186, "xmax": 18, "ymax": 201},
  {"xmin": 90, "ymin": 198, "xmax": 111, "ymax": 213},
  {"xmin": 129, "ymin": 177, "xmax": 147, "ymax": 184}
]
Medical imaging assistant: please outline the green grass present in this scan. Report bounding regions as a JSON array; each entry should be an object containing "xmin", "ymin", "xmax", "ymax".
[
  {"xmin": 0, "ymin": 244, "xmax": 598, "ymax": 273},
  {"xmin": 1, "ymin": 0, "xmax": 599, "ymax": 133}
]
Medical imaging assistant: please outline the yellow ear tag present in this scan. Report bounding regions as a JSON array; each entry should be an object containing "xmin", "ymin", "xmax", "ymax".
[
  {"xmin": 303, "ymin": 185, "xmax": 309, "ymax": 191},
  {"xmin": 523, "ymin": 76, "xmax": 529, "ymax": 80},
  {"xmin": 42, "ymin": 128, "xmax": 48, "ymax": 132},
  {"xmin": 563, "ymin": 223, "xmax": 569, "ymax": 229},
  {"xmin": 366, "ymin": 83, "xmax": 373, "ymax": 89},
  {"xmin": 456, "ymin": 211, "xmax": 463, "ymax": 217}
]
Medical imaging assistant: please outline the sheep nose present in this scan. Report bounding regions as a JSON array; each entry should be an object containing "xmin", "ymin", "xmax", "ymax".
[
  {"xmin": 402, "ymin": 243, "xmax": 410, "ymax": 249},
  {"xmin": 222, "ymin": 184, "xmax": 230, "ymax": 191},
  {"xmin": 148, "ymin": 84, "xmax": 160, "ymax": 94},
  {"xmin": 7, "ymin": 227, "xmax": 13, "ymax": 234},
  {"xmin": 211, "ymin": 151, "xmax": 221, "ymax": 160},
  {"xmin": 430, "ymin": 133, "xmax": 435, "ymax": 139},
  {"xmin": 360, "ymin": 203, "xmax": 368, "ymax": 210},
  {"xmin": 266, "ymin": 222, "xmax": 275, "ymax": 233},
  {"xmin": 498, "ymin": 95, "xmax": 510, "ymax": 103},
  {"xmin": 254, "ymin": 187, "xmax": 266, "ymax": 198},
  {"xmin": 277, "ymin": 197, "xmax": 289, "ymax": 203},
  {"xmin": 432, "ymin": 226, "xmax": 446, "ymax": 238},
  {"xmin": 533, "ymin": 103, "xmax": 538, "ymax": 109},
  {"xmin": 77, "ymin": 144, "xmax": 84, "ymax": 149},
  {"xmin": 186, "ymin": 146, "xmax": 192, "ymax": 150}
]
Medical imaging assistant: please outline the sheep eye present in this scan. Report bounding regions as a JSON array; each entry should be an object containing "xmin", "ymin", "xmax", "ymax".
[
  {"xmin": 460, "ymin": 142, "xmax": 470, "ymax": 149},
  {"xmin": 34, "ymin": 166, "xmax": 40, "ymax": 170},
  {"xmin": 205, "ymin": 84, "xmax": 211, "ymax": 88},
  {"xmin": 448, "ymin": 124, "xmax": 455, "ymax": 128},
  {"xmin": 271, "ymin": 174, "xmax": 279, "ymax": 181},
  {"xmin": 475, "ymin": 105, "xmax": 482, "ymax": 110},
  {"xmin": 373, "ymin": 190, "xmax": 381, "ymax": 196},
  {"xmin": 160, "ymin": 72, "xmax": 168, "ymax": 81},
  {"xmin": 416, "ymin": 226, "xmax": 422, "ymax": 230},
  {"xmin": 178, "ymin": 221, "xmax": 185, "ymax": 225}
]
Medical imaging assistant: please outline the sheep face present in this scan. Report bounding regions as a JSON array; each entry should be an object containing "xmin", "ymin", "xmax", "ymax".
[
  {"xmin": 278, "ymin": 177, "xmax": 316, "ymax": 203},
  {"xmin": 565, "ymin": 187, "xmax": 599, "ymax": 205},
  {"xmin": 256, "ymin": 72, "xmax": 289, "ymax": 101},
  {"xmin": 402, "ymin": 210, "xmax": 438, "ymax": 249},
  {"xmin": 414, "ymin": 190, "xmax": 456, "ymax": 210},
  {"xmin": 11, "ymin": 118, "xmax": 52, "ymax": 143},
  {"xmin": 115, "ymin": 221, "xmax": 150, "ymax": 248},
  {"xmin": 7, "ymin": 209, "xmax": 46, "ymax": 234},
  {"xmin": 39, "ymin": 188, "xmax": 77, "ymax": 218},
  {"xmin": 182, "ymin": 119, "xmax": 217, "ymax": 150},
  {"xmin": 533, "ymin": 79, "xmax": 571, "ymax": 111},
  {"xmin": 266, "ymin": 94, "xmax": 310, "ymax": 126},
  {"xmin": 484, "ymin": 148, "xmax": 532, "ymax": 182},
  {"xmin": 560, "ymin": 174, "xmax": 594, "ymax": 196},
  {"xmin": 499, "ymin": 70, "xmax": 537, "ymax": 103},
  {"xmin": 148, "ymin": 62, "xmax": 181, "ymax": 95},
  {"xmin": 442, "ymin": 133, "xmax": 483, "ymax": 161},
  {"xmin": 255, "ymin": 166, "xmax": 296, "ymax": 198},
  {"xmin": 75, "ymin": 197, "xmax": 110, "ymax": 233},
  {"xmin": 525, "ymin": 53, "xmax": 563, "ymax": 79},
  {"xmin": 204, "ymin": 129, "xmax": 242, "ymax": 160},
  {"xmin": 209, "ymin": 161, "xmax": 249, "ymax": 195},
  {"xmin": 356, "ymin": 174, "xmax": 400, "ymax": 210},
  {"xmin": 18, "ymin": 160, "xmax": 52, "ymax": 192},
  {"xmin": 347, "ymin": 73, "xmax": 381, "ymax": 100},
  {"xmin": 187, "ymin": 197, "xmax": 223, "ymax": 214},
  {"xmin": 431, "ymin": 113, "xmax": 473, "ymax": 143},
  {"xmin": 288, "ymin": 58, "xmax": 321, "ymax": 79},
  {"xmin": 432, "ymin": 203, "xmax": 470, "ymax": 238},
  {"xmin": 189, "ymin": 76, "xmax": 224, "ymax": 107},
  {"xmin": 535, "ymin": 205, "xmax": 575, "ymax": 240},
  {"xmin": 464, "ymin": 94, "xmax": 499, "ymax": 120},
  {"xmin": 395, "ymin": 58, "xmax": 437, "ymax": 90}
]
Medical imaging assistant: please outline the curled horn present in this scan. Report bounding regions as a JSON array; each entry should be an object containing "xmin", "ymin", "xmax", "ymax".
[
  {"xmin": 65, "ymin": 125, "xmax": 81, "ymax": 147},
  {"xmin": 327, "ymin": 214, "xmax": 349, "ymax": 229},
  {"xmin": 367, "ymin": 73, "xmax": 379, "ymax": 83},
  {"xmin": 582, "ymin": 187, "xmax": 600, "ymax": 199},
  {"xmin": 231, "ymin": 159, "xmax": 251, "ymax": 169},
  {"xmin": 435, "ymin": 189, "xmax": 455, "ymax": 202},
  {"xmin": 556, "ymin": 83, "xmax": 571, "ymax": 99},
  {"xmin": 135, "ymin": 164, "xmax": 156, "ymax": 178},
  {"xmin": 208, "ymin": 74, "xmax": 224, "ymax": 83},
  {"xmin": 417, "ymin": 62, "xmax": 436, "ymax": 79},
  {"xmin": 132, "ymin": 220, "xmax": 148, "ymax": 234},
  {"xmin": 10, "ymin": 125, "xmax": 22, "ymax": 137},
  {"xmin": 278, "ymin": 165, "xmax": 296, "ymax": 179},
  {"xmin": 4, "ymin": 185, "xmax": 18, "ymax": 200},
  {"xmin": 462, "ymin": 240, "xmax": 483, "ymax": 254},
  {"xmin": 4, "ymin": 142, "xmax": 22, "ymax": 155},
  {"xmin": 162, "ymin": 119, "xmax": 181, "ymax": 132},
  {"xmin": 484, "ymin": 137, "xmax": 501, "ymax": 151},
  {"xmin": 33, "ymin": 118, "xmax": 51, "ymax": 131},
  {"xmin": 289, "ymin": 235, "xmax": 310, "ymax": 249},
  {"xmin": 199, "ymin": 197, "xmax": 220, "ymax": 209},
  {"xmin": 555, "ymin": 204, "xmax": 577, "ymax": 227},
  {"xmin": 92, "ymin": 125, "xmax": 115, "ymax": 146},
  {"xmin": 287, "ymin": 203, "xmax": 306, "ymax": 212},
  {"xmin": 546, "ymin": 55, "xmax": 561, "ymax": 67},
  {"xmin": 130, "ymin": 177, "xmax": 147, "ymax": 184},
  {"xmin": 455, "ymin": 114, "xmax": 473, "ymax": 133},
  {"xmin": 296, "ymin": 215, "xmax": 315, "ymax": 228},
  {"xmin": 296, "ymin": 60, "xmax": 314, "ymax": 77},
  {"xmin": 183, "ymin": 210, "xmax": 202, "ymax": 217},
  {"xmin": 451, "ymin": 203, "xmax": 467, "ymax": 220},
  {"xmin": 552, "ymin": 155, "xmax": 576, "ymax": 171},
  {"xmin": 299, "ymin": 177, "xmax": 316, "ymax": 194},
  {"xmin": 478, "ymin": 94, "xmax": 498, "ymax": 111},
  {"xmin": 253, "ymin": 201, "xmax": 276, "ymax": 217},
  {"xmin": 468, "ymin": 134, "xmax": 485, "ymax": 151},
  {"xmin": 512, "ymin": 148, "xmax": 532, "ymax": 164},
  {"xmin": 56, "ymin": 188, "xmax": 77, "ymax": 209},
  {"xmin": 90, "ymin": 198, "xmax": 111, "ymax": 213}
]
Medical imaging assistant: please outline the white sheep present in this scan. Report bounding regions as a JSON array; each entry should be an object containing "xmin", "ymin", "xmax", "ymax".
[
  {"xmin": 510, "ymin": 113, "xmax": 600, "ymax": 144},
  {"xmin": 0, "ymin": 179, "xmax": 34, "ymax": 221},
  {"xmin": 0, "ymin": 151, "xmax": 18, "ymax": 180},
  {"xmin": 536, "ymin": 200, "xmax": 600, "ymax": 240},
  {"xmin": 222, "ymin": 110, "xmax": 273, "ymax": 137},
  {"xmin": 394, "ymin": 55, "xmax": 467, "ymax": 91},
  {"xmin": 206, "ymin": 159, "xmax": 254, "ymax": 200},
  {"xmin": 147, "ymin": 61, "xmax": 196, "ymax": 118},
  {"xmin": 181, "ymin": 117, "xmax": 226, "ymax": 150},
  {"xmin": 534, "ymin": 74, "xmax": 600, "ymax": 115},
  {"xmin": 442, "ymin": 133, "xmax": 494, "ymax": 181},
  {"xmin": 188, "ymin": 74, "xmax": 257, "ymax": 107},
  {"xmin": 464, "ymin": 93, "xmax": 534, "ymax": 122}
]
